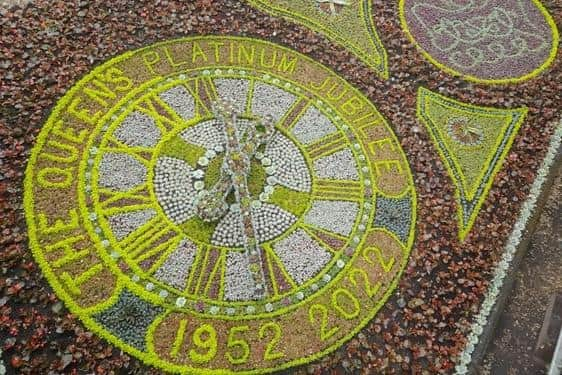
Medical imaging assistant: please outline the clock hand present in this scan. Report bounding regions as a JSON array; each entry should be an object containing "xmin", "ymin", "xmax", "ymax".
[
  {"xmin": 201, "ymin": 99, "xmax": 275, "ymax": 300},
  {"xmin": 194, "ymin": 176, "xmax": 231, "ymax": 223}
]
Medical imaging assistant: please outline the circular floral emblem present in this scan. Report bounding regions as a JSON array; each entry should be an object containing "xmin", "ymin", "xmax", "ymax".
[
  {"xmin": 399, "ymin": 0, "xmax": 559, "ymax": 83},
  {"xmin": 24, "ymin": 36, "xmax": 416, "ymax": 374}
]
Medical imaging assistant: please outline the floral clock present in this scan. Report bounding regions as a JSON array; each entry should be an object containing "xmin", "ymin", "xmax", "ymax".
[{"xmin": 24, "ymin": 36, "xmax": 416, "ymax": 374}]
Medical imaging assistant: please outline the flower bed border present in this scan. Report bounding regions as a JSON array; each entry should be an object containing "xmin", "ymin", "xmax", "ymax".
[{"xmin": 454, "ymin": 120, "xmax": 562, "ymax": 373}]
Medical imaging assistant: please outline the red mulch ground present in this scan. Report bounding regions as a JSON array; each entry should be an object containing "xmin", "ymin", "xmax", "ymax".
[{"xmin": 1, "ymin": 0, "xmax": 561, "ymax": 373}]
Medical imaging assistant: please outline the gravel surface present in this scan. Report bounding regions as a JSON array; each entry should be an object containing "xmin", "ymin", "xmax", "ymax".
[
  {"xmin": 0, "ymin": 0, "xmax": 561, "ymax": 373},
  {"xmin": 0, "ymin": 0, "xmax": 31, "ymax": 11}
]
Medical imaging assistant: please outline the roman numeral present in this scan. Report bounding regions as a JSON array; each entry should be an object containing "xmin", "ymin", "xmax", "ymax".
[
  {"xmin": 133, "ymin": 234, "xmax": 183, "ymax": 272},
  {"xmin": 277, "ymin": 98, "xmax": 310, "ymax": 131},
  {"xmin": 118, "ymin": 217, "xmax": 177, "ymax": 260},
  {"xmin": 300, "ymin": 225, "xmax": 346, "ymax": 252},
  {"xmin": 201, "ymin": 250, "xmax": 225, "ymax": 299},
  {"xmin": 263, "ymin": 245, "xmax": 298, "ymax": 292},
  {"xmin": 100, "ymin": 143, "xmax": 154, "ymax": 167},
  {"xmin": 185, "ymin": 245, "xmax": 209, "ymax": 295},
  {"xmin": 306, "ymin": 133, "xmax": 348, "ymax": 159},
  {"xmin": 183, "ymin": 78, "xmax": 216, "ymax": 117},
  {"xmin": 186, "ymin": 247, "xmax": 222, "ymax": 296},
  {"xmin": 98, "ymin": 183, "xmax": 152, "ymax": 209},
  {"xmin": 135, "ymin": 96, "xmax": 181, "ymax": 134},
  {"xmin": 312, "ymin": 179, "xmax": 363, "ymax": 201}
]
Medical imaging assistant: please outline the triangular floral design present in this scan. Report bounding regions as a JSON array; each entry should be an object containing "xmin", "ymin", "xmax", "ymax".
[{"xmin": 417, "ymin": 87, "xmax": 527, "ymax": 240}]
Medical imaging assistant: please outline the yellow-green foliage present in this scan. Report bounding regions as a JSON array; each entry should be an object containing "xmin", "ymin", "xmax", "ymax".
[
  {"xmin": 247, "ymin": 0, "xmax": 389, "ymax": 78},
  {"xmin": 180, "ymin": 217, "xmax": 217, "ymax": 244},
  {"xmin": 160, "ymin": 135, "xmax": 205, "ymax": 167},
  {"xmin": 417, "ymin": 87, "xmax": 527, "ymax": 240},
  {"xmin": 269, "ymin": 186, "xmax": 309, "ymax": 217}
]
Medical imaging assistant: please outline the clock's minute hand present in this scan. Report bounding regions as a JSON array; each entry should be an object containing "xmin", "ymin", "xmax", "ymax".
[{"xmin": 203, "ymin": 99, "xmax": 275, "ymax": 300}]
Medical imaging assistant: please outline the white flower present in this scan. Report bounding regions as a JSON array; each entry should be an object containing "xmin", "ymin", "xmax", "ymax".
[
  {"xmin": 473, "ymin": 325, "xmax": 483, "ymax": 335},
  {"xmin": 193, "ymin": 181, "xmax": 205, "ymax": 191},
  {"xmin": 175, "ymin": 297, "xmax": 187, "ymax": 308},
  {"xmin": 198, "ymin": 156, "xmax": 209, "ymax": 166},
  {"xmin": 259, "ymin": 193, "xmax": 269, "ymax": 202},
  {"xmin": 261, "ymin": 157, "xmax": 272, "ymax": 166},
  {"xmin": 158, "ymin": 290, "xmax": 169, "ymax": 299},
  {"xmin": 209, "ymin": 306, "xmax": 220, "ymax": 315},
  {"xmin": 226, "ymin": 307, "xmax": 236, "ymax": 315},
  {"xmin": 251, "ymin": 200, "xmax": 262, "ymax": 209},
  {"xmin": 246, "ymin": 305, "xmax": 256, "ymax": 314},
  {"xmin": 455, "ymin": 364, "xmax": 468, "ymax": 374},
  {"xmin": 192, "ymin": 169, "xmax": 205, "ymax": 179}
]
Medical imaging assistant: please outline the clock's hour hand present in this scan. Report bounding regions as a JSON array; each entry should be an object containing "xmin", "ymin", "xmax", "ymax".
[{"xmin": 195, "ymin": 103, "xmax": 275, "ymax": 223}]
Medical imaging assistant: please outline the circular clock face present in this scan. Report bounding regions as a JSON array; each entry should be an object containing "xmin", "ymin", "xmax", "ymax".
[{"xmin": 25, "ymin": 36, "xmax": 416, "ymax": 374}]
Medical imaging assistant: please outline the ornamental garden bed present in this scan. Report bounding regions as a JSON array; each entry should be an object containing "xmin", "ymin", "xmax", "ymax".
[{"xmin": 0, "ymin": 1, "xmax": 560, "ymax": 374}]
